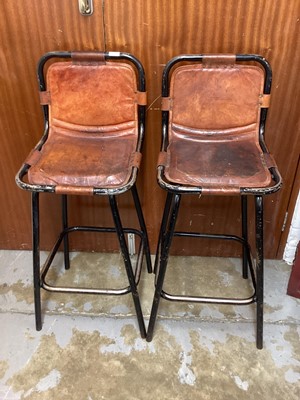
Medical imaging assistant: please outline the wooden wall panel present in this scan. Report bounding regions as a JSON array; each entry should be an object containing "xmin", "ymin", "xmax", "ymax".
[
  {"xmin": 104, "ymin": 0, "xmax": 300, "ymax": 257},
  {"xmin": 0, "ymin": 0, "xmax": 299, "ymax": 258}
]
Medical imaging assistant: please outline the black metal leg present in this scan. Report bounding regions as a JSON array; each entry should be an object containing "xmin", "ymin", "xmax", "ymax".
[
  {"xmin": 32, "ymin": 192, "xmax": 42, "ymax": 331},
  {"xmin": 131, "ymin": 184, "xmax": 152, "ymax": 274},
  {"xmin": 62, "ymin": 195, "xmax": 70, "ymax": 270},
  {"xmin": 147, "ymin": 193, "xmax": 181, "ymax": 342},
  {"xmin": 241, "ymin": 196, "xmax": 248, "ymax": 279},
  {"xmin": 154, "ymin": 192, "xmax": 173, "ymax": 275},
  {"xmin": 255, "ymin": 195, "xmax": 264, "ymax": 349},
  {"xmin": 109, "ymin": 195, "xmax": 147, "ymax": 338}
]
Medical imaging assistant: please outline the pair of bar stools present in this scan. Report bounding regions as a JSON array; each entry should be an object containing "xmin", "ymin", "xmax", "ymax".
[{"xmin": 16, "ymin": 51, "xmax": 281, "ymax": 349}]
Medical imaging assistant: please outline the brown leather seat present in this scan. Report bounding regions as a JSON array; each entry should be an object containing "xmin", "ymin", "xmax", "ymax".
[
  {"xmin": 16, "ymin": 51, "xmax": 151, "ymax": 338},
  {"xmin": 147, "ymin": 54, "xmax": 282, "ymax": 349}
]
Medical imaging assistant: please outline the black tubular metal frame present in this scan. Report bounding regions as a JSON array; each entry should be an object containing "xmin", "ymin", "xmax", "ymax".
[
  {"xmin": 146, "ymin": 54, "xmax": 282, "ymax": 349},
  {"xmin": 16, "ymin": 51, "xmax": 152, "ymax": 339}
]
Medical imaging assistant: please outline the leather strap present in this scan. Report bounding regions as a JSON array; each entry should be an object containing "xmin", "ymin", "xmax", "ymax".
[
  {"xmin": 135, "ymin": 91, "xmax": 147, "ymax": 106},
  {"xmin": 259, "ymin": 94, "xmax": 271, "ymax": 108},
  {"xmin": 25, "ymin": 149, "xmax": 41, "ymax": 166},
  {"xmin": 39, "ymin": 91, "xmax": 51, "ymax": 105},
  {"xmin": 157, "ymin": 151, "xmax": 168, "ymax": 166},
  {"xmin": 264, "ymin": 152, "xmax": 277, "ymax": 169},
  {"xmin": 201, "ymin": 186, "xmax": 241, "ymax": 195},
  {"xmin": 71, "ymin": 51, "xmax": 106, "ymax": 64},
  {"xmin": 161, "ymin": 97, "xmax": 172, "ymax": 111},
  {"xmin": 130, "ymin": 152, "xmax": 142, "ymax": 168},
  {"xmin": 55, "ymin": 185, "xmax": 94, "ymax": 195},
  {"xmin": 203, "ymin": 54, "xmax": 236, "ymax": 67}
]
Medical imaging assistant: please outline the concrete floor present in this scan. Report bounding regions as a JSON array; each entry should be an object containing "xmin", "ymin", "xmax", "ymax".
[{"xmin": 0, "ymin": 249, "xmax": 299, "ymax": 399}]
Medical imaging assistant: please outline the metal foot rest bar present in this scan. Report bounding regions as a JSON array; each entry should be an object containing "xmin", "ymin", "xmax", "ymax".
[
  {"xmin": 41, "ymin": 226, "xmax": 145, "ymax": 295},
  {"xmin": 159, "ymin": 232, "xmax": 257, "ymax": 305}
]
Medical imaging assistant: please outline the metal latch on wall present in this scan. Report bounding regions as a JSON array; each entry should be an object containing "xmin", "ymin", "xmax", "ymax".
[{"xmin": 78, "ymin": 0, "xmax": 93, "ymax": 16}]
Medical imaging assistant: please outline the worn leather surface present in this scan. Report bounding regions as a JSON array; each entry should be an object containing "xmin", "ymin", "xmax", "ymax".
[
  {"xmin": 28, "ymin": 61, "xmax": 139, "ymax": 190},
  {"xmin": 163, "ymin": 62, "xmax": 273, "ymax": 192}
]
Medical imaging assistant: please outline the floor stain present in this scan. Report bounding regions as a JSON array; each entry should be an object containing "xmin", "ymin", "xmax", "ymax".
[
  {"xmin": 5, "ymin": 323, "xmax": 300, "ymax": 400},
  {"xmin": 0, "ymin": 280, "xmax": 33, "ymax": 305},
  {"xmin": 1, "ymin": 252, "xmax": 299, "ymax": 399},
  {"xmin": 0, "ymin": 360, "xmax": 8, "ymax": 380}
]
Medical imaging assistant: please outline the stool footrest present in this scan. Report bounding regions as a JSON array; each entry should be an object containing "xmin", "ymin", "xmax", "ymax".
[
  {"xmin": 161, "ymin": 290, "xmax": 256, "ymax": 305},
  {"xmin": 174, "ymin": 231, "xmax": 247, "ymax": 245},
  {"xmin": 168, "ymin": 231, "xmax": 257, "ymax": 292},
  {"xmin": 159, "ymin": 232, "xmax": 257, "ymax": 304},
  {"xmin": 40, "ymin": 225, "xmax": 145, "ymax": 295}
]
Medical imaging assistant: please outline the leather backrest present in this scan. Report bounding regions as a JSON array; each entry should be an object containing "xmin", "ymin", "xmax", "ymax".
[
  {"xmin": 46, "ymin": 61, "xmax": 138, "ymax": 132},
  {"xmin": 169, "ymin": 63, "xmax": 265, "ymax": 138}
]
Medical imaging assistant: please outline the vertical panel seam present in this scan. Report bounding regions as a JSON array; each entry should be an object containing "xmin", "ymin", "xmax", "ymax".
[{"xmin": 102, "ymin": 0, "xmax": 107, "ymax": 51}]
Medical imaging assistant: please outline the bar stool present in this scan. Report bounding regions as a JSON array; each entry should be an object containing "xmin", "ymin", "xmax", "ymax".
[
  {"xmin": 16, "ymin": 51, "xmax": 152, "ymax": 338},
  {"xmin": 146, "ymin": 54, "xmax": 282, "ymax": 348}
]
